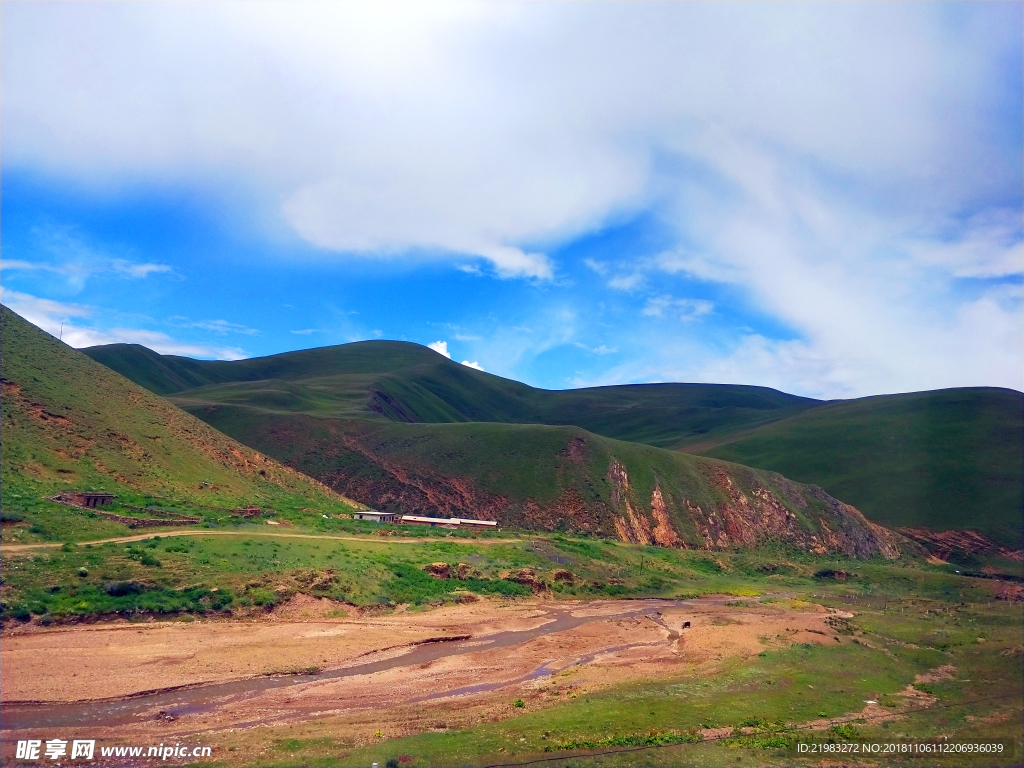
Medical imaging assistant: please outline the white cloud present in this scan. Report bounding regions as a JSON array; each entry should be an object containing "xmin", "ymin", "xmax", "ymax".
[
  {"xmin": 66, "ymin": 327, "xmax": 247, "ymax": 360},
  {"xmin": 290, "ymin": 328, "xmax": 321, "ymax": 335},
  {"xmin": 110, "ymin": 260, "xmax": 172, "ymax": 279},
  {"xmin": 461, "ymin": 360, "xmax": 484, "ymax": 371},
  {"xmin": 642, "ymin": 296, "xmax": 714, "ymax": 323},
  {"xmin": 574, "ymin": 342, "xmax": 618, "ymax": 355},
  {"xmin": 607, "ymin": 273, "xmax": 644, "ymax": 292},
  {"xmin": 901, "ymin": 208, "xmax": 1023, "ymax": 279},
  {"xmin": 427, "ymin": 340, "xmax": 451, "ymax": 358},
  {"xmin": 3, "ymin": 3, "xmax": 1021, "ymax": 393},
  {"xmin": 169, "ymin": 317, "xmax": 260, "ymax": 335},
  {"xmin": 1, "ymin": 249, "xmax": 173, "ymax": 291},
  {"xmin": 1, "ymin": 288, "xmax": 246, "ymax": 361},
  {"xmin": 653, "ymin": 249, "xmax": 744, "ymax": 284},
  {"xmin": 1, "ymin": 288, "xmax": 92, "ymax": 323}
]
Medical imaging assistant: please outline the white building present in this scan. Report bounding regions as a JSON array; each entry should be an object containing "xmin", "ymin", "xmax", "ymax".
[{"xmin": 352, "ymin": 510, "xmax": 397, "ymax": 523}]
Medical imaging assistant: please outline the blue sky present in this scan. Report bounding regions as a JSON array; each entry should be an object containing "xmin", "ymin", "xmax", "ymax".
[{"xmin": 2, "ymin": 2, "xmax": 1021, "ymax": 398}]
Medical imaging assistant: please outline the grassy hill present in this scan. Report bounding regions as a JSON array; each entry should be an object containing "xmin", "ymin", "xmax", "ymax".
[
  {"xmin": 165, "ymin": 400, "xmax": 913, "ymax": 559},
  {"xmin": 85, "ymin": 340, "xmax": 818, "ymax": 447},
  {"xmin": 83, "ymin": 339, "xmax": 1022, "ymax": 549},
  {"xmin": 679, "ymin": 388, "xmax": 1023, "ymax": 547},
  {"xmin": 1, "ymin": 305, "xmax": 360, "ymax": 543}
]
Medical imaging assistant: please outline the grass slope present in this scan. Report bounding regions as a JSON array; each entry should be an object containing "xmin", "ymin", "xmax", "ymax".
[
  {"xmin": 1, "ymin": 305, "xmax": 359, "ymax": 544},
  {"xmin": 171, "ymin": 402, "xmax": 910, "ymax": 559},
  {"xmin": 681, "ymin": 389, "xmax": 1024, "ymax": 547},
  {"xmin": 85, "ymin": 340, "xmax": 817, "ymax": 446},
  {"xmin": 84, "ymin": 339, "xmax": 1022, "ymax": 546}
]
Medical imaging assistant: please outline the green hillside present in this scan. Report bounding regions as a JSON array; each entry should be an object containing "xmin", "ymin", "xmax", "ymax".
[
  {"xmin": 83, "ymin": 339, "xmax": 1023, "ymax": 549},
  {"xmin": 169, "ymin": 400, "xmax": 912, "ymax": 559},
  {"xmin": 84, "ymin": 340, "xmax": 817, "ymax": 446},
  {"xmin": 1, "ymin": 305, "xmax": 360, "ymax": 543},
  {"xmin": 680, "ymin": 389, "xmax": 1023, "ymax": 547}
]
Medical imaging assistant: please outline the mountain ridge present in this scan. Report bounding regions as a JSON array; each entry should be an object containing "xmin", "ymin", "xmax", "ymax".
[{"xmin": 81, "ymin": 338, "xmax": 1023, "ymax": 548}]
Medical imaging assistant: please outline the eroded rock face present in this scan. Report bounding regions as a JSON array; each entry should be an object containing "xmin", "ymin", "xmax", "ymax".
[
  {"xmin": 500, "ymin": 568, "xmax": 548, "ymax": 593},
  {"xmin": 607, "ymin": 459, "xmax": 654, "ymax": 545},
  {"xmin": 650, "ymin": 486, "xmax": 684, "ymax": 548},
  {"xmin": 897, "ymin": 527, "xmax": 1021, "ymax": 562},
  {"xmin": 294, "ymin": 425, "xmax": 909, "ymax": 560},
  {"xmin": 423, "ymin": 563, "xmax": 450, "ymax": 579},
  {"xmin": 552, "ymin": 569, "xmax": 576, "ymax": 583}
]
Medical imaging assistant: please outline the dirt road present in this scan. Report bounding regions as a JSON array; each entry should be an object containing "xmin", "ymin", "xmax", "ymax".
[{"xmin": 0, "ymin": 529, "xmax": 531, "ymax": 554}]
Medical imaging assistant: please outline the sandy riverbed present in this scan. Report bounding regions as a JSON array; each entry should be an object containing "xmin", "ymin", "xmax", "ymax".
[{"xmin": 1, "ymin": 594, "xmax": 843, "ymax": 757}]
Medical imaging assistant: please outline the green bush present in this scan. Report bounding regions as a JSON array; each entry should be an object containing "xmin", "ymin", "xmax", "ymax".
[
  {"xmin": 249, "ymin": 588, "xmax": 280, "ymax": 607},
  {"xmin": 831, "ymin": 723, "xmax": 860, "ymax": 739},
  {"xmin": 10, "ymin": 606, "xmax": 31, "ymax": 621},
  {"xmin": 382, "ymin": 562, "xmax": 530, "ymax": 604}
]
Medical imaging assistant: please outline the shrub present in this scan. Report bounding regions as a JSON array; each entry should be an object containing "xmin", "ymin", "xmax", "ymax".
[
  {"xmin": 831, "ymin": 723, "xmax": 860, "ymax": 739},
  {"xmin": 249, "ymin": 588, "xmax": 279, "ymax": 607},
  {"xmin": 103, "ymin": 580, "xmax": 148, "ymax": 597}
]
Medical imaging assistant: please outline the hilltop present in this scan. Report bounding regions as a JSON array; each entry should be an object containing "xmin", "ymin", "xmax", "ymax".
[
  {"xmin": 85, "ymin": 339, "xmax": 1022, "ymax": 549},
  {"xmin": 1, "ymin": 306, "xmax": 360, "ymax": 543}
]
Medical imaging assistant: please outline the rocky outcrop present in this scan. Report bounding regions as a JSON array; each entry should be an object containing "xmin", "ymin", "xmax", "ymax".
[
  {"xmin": 552, "ymin": 569, "xmax": 577, "ymax": 584},
  {"xmin": 237, "ymin": 416, "xmax": 912, "ymax": 560},
  {"xmin": 500, "ymin": 568, "xmax": 548, "ymax": 593},
  {"xmin": 650, "ymin": 486, "xmax": 684, "ymax": 548},
  {"xmin": 423, "ymin": 563, "xmax": 451, "ymax": 579},
  {"xmin": 607, "ymin": 459, "xmax": 654, "ymax": 545},
  {"xmin": 898, "ymin": 527, "xmax": 1022, "ymax": 562}
]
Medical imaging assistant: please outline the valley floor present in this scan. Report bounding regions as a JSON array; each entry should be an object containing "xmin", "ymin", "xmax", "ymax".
[
  {"xmin": 2, "ymin": 528, "xmax": 1021, "ymax": 768},
  {"xmin": 2, "ymin": 592, "xmax": 1021, "ymax": 768}
]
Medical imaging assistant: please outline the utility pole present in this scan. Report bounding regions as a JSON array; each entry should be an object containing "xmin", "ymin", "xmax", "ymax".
[{"xmin": 59, "ymin": 321, "xmax": 64, "ymax": 342}]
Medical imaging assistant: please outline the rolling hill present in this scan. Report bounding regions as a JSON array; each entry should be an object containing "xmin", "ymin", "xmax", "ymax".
[
  {"xmin": 680, "ymin": 389, "xmax": 1023, "ymax": 547},
  {"xmin": 82, "ymin": 338, "xmax": 1022, "ymax": 550},
  {"xmin": 156, "ymin": 401, "xmax": 912, "ymax": 558},
  {"xmin": 84, "ymin": 340, "xmax": 819, "ymax": 446},
  {"xmin": 1, "ymin": 305, "xmax": 359, "ymax": 541}
]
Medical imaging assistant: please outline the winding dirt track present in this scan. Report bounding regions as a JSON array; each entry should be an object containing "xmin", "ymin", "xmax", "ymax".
[{"xmin": 1, "ymin": 529, "xmax": 533, "ymax": 554}]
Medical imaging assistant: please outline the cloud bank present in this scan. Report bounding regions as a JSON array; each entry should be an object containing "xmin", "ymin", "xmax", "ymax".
[{"xmin": 3, "ymin": 2, "xmax": 1021, "ymax": 395}]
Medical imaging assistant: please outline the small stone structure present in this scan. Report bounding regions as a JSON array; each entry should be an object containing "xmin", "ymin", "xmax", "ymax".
[
  {"xmin": 49, "ymin": 494, "xmax": 200, "ymax": 527},
  {"xmin": 56, "ymin": 492, "xmax": 114, "ymax": 508}
]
